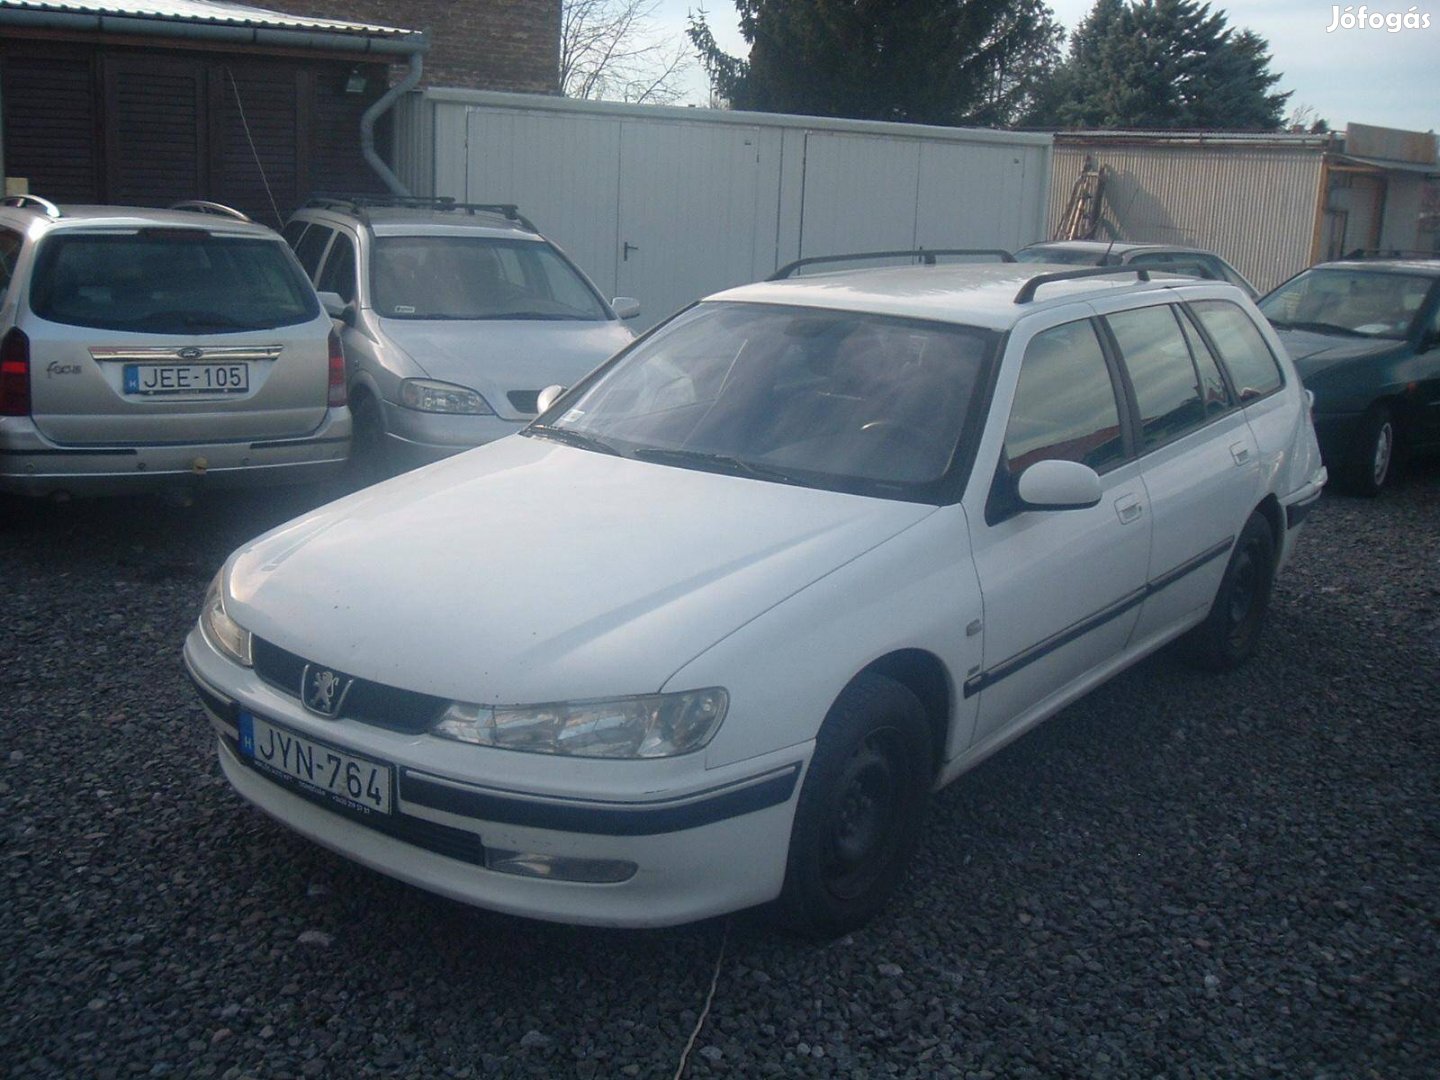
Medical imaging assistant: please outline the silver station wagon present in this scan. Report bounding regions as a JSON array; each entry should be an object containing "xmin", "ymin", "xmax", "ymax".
[{"xmin": 0, "ymin": 196, "xmax": 349, "ymax": 500}]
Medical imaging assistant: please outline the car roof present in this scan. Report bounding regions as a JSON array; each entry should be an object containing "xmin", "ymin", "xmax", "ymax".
[
  {"xmin": 707, "ymin": 262, "xmax": 1218, "ymax": 330},
  {"xmin": 0, "ymin": 203, "xmax": 281, "ymax": 238}
]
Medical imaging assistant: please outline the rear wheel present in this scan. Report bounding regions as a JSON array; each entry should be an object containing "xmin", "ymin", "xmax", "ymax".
[
  {"xmin": 777, "ymin": 674, "xmax": 933, "ymax": 938},
  {"xmin": 1342, "ymin": 404, "xmax": 1397, "ymax": 497},
  {"xmin": 1180, "ymin": 511, "xmax": 1276, "ymax": 672}
]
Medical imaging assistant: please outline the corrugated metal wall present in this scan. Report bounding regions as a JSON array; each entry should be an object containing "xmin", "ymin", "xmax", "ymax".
[
  {"xmin": 1049, "ymin": 142, "xmax": 1325, "ymax": 292},
  {"xmin": 395, "ymin": 90, "xmax": 1052, "ymax": 326}
]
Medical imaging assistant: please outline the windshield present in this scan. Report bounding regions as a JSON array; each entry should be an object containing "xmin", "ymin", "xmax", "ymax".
[
  {"xmin": 30, "ymin": 232, "xmax": 318, "ymax": 333},
  {"xmin": 1260, "ymin": 268, "xmax": 1434, "ymax": 340},
  {"xmin": 532, "ymin": 302, "xmax": 997, "ymax": 499},
  {"xmin": 372, "ymin": 236, "xmax": 610, "ymax": 321}
]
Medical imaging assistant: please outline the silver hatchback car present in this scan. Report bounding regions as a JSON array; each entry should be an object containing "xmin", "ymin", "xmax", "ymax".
[
  {"xmin": 0, "ymin": 196, "xmax": 350, "ymax": 500},
  {"xmin": 282, "ymin": 197, "xmax": 637, "ymax": 475}
]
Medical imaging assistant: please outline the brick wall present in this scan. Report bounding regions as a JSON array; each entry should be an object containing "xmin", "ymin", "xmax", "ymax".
[{"xmin": 265, "ymin": 1, "xmax": 561, "ymax": 93}]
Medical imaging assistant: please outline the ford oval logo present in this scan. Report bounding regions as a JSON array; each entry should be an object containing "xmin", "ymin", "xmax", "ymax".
[{"xmin": 177, "ymin": 346, "xmax": 204, "ymax": 361}]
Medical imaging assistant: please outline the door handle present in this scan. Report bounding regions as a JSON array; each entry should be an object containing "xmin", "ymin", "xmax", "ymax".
[
  {"xmin": 623, "ymin": 241, "xmax": 640, "ymax": 261},
  {"xmin": 1230, "ymin": 442, "xmax": 1251, "ymax": 466},
  {"xmin": 1114, "ymin": 494, "xmax": 1143, "ymax": 525}
]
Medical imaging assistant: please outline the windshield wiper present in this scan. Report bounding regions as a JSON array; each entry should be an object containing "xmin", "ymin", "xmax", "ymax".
[
  {"xmin": 630, "ymin": 446, "xmax": 799, "ymax": 484},
  {"xmin": 1281, "ymin": 320, "xmax": 1369, "ymax": 338},
  {"xmin": 525, "ymin": 425, "xmax": 621, "ymax": 456}
]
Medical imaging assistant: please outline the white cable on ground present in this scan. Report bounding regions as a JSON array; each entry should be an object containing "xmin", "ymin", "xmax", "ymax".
[{"xmin": 672, "ymin": 918, "xmax": 731, "ymax": 1080}]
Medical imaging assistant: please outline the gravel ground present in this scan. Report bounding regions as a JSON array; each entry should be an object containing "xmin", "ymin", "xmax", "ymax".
[{"xmin": 2, "ymin": 463, "xmax": 1437, "ymax": 1079}]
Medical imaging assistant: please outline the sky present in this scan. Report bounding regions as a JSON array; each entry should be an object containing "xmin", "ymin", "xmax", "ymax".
[{"xmin": 653, "ymin": 0, "xmax": 1440, "ymax": 135}]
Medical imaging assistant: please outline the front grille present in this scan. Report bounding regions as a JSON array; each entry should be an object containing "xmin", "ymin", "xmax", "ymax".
[
  {"xmin": 227, "ymin": 736, "xmax": 485, "ymax": 865},
  {"xmin": 507, "ymin": 390, "xmax": 540, "ymax": 414},
  {"xmin": 251, "ymin": 637, "xmax": 449, "ymax": 734}
]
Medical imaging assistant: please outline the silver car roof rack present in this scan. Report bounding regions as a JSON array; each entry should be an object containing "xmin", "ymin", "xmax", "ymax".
[
  {"xmin": 769, "ymin": 248, "xmax": 1016, "ymax": 281},
  {"xmin": 304, "ymin": 194, "xmax": 538, "ymax": 233},
  {"xmin": 1014, "ymin": 266, "xmax": 1153, "ymax": 304},
  {"xmin": 169, "ymin": 200, "xmax": 253, "ymax": 223},
  {"xmin": 1, "ymin": 193, "xmax": 61, "ymax": 218}
]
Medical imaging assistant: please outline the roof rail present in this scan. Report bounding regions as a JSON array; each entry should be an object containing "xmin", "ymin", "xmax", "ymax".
[
  {"xmin": 768, "ymin": 248, "xmax": 1016, "ymax": 281},
  {"xmin": 304, "ymin": 193, "xmax": 537, "ymax": 232},
  {"xmin": 169, "ymin": 200, "xmax": 253, "ymax": 223},
  {"xmin": 1014, "ymin": 266, "xmax": 1153, "ymax": 304},
  {"xmin": 1, "ymin": 193, "xmax": 61, "ymax": 219}
]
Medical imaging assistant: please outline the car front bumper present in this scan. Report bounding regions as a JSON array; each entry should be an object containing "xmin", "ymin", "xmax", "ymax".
[
  {"xmin": 0, "ymin": 408, "xmax": 350, "ymax": 498},
  {"xmin": 183, "ymin": 627, "xmax": 805, "ymax": 928}
]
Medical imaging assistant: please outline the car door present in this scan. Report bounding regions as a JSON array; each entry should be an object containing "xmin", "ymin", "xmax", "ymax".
[
  {"xmin": 1095, "ymin": 299, "xmax": 1261, "ymax": 645},
  {"xmin": 963, "ymin": 314, "xmax": 1151, "ymax": 749}
]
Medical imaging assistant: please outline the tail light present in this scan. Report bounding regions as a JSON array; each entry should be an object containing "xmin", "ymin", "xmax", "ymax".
[
  {"xmin": 326, "ymin": 329, "xmax": 347, "ymax": 407},
  {"xmin": 0, "ymin": 328, "xmax": 31, "ymax": 417}
]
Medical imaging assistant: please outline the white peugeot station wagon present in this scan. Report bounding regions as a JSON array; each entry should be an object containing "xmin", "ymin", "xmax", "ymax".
[{"xmin": 184, "ymin": 259, "xmax": 1326, "ymax": 936}]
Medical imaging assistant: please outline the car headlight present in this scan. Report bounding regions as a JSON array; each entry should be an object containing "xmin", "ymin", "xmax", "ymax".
[
  {"xmin": 199, "ymin": 571, "xmax": 252, "ymax": 667},
  {"xmin": 399, "ymin": 378, "xmax": 494, "ymax": 415},
  {"xmin": 432, "ymin": 689, "xmax": 728, "ymax": 759}
]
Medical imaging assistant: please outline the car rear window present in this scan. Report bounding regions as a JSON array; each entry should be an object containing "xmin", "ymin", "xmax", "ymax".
[{"xmin": 30, "ymin": 231, "xmax": 319, "ymax": 334}]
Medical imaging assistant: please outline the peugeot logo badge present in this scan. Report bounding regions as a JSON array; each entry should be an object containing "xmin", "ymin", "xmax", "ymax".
[
  {"xmin": 301, "ymin": 664, "xmax": 354, "ymax": 718},
  {"xmin": 177, "ymin": 346, "xmax": 205, "ymax": 361}
]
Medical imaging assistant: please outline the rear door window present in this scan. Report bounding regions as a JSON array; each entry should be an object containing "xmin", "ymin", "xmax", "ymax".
[
  {"xmin": 1190, "ymin": 300, "xmax": 1283, "ymax": 401},
  {"xmin": 281, "ymin": 220, "xmax": 308, "ymax": 248},
  {"xmin": 1106, "ymin": 305, "xmax": 1207, "ymax": 450}
]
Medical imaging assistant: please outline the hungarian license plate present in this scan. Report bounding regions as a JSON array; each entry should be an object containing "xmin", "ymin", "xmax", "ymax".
[
  {"xmin": 238, "ymin": 711, "xmax": 392, "ymax": 815},
  {"xmin": 124, "ymin": 362, "xmax": 249, "ymax": 395}
]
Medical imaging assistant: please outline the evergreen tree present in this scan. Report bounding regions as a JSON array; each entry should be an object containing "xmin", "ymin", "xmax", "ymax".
[
  {"xmin": 1037, "ymin": 0, "xmax": 1289, "ymax": 130},
  {"xmin": 689, "ymin": 0, "xmax": 1066, "ymax": 128}
]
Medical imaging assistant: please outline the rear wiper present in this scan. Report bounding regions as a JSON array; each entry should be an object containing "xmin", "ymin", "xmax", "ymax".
[
  {"xmin": 630, "ymin": 447, "xmax": 798, "ymax": 483},
  {"xmin": 524, "ymin": 425, "xmax": 621, "ymax": 456}
]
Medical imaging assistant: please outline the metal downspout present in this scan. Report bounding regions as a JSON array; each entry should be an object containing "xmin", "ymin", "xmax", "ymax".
[{"xmin": 362, "ymin": 48, "xmax": 426, "ymax": 197}]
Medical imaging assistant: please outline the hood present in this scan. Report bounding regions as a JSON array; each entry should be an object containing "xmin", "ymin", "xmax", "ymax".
[
  {"xmin": 226, "ymin": 436, "xmax": 935, "ymax": 705},
  {"xmin": 1273, "ymin": 327, "xmax": 1403, "ymax": 380},
  {"xmin": 378, "ymin": 317, "xmax": 633, "ymax": 417}
]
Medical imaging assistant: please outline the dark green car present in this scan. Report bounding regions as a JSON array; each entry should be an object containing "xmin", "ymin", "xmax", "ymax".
[{"xmin": 1259, "ymin": 259, "xmax": 1440, "ymax": 495}]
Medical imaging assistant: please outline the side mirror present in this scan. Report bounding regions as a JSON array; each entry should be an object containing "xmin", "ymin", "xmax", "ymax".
[
  {"xmin": 317, "ymin": 291, "xmax": 352, "ymax": 324},
  {"xmin": 611, "ymin": 297, "xmax": 641, "ymax": 320},
  {"xmin": 535, "ymin": 384, "xmax": 566, "ymax": 415},
  {"xmin": 1016, "ymin": 459, "xmax": 1103, "ymax": 511}
]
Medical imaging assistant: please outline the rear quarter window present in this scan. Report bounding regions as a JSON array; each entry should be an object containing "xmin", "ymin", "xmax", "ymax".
[
  {"xmin": 0, "ymin": 228, "xmax": 21, "ymax": 300},
  {"xmin": 29, "ymin": 232, "xmax": 319, "ymax": 334},
  {"xmin": 1190, "ymin": 300, "xmax": 1283, "ymax": 402}
]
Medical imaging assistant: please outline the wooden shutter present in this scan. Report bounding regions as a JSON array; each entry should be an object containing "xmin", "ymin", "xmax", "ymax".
[
  {"xmin": 2, "ymin": 54, "xmax": 99, "ymax": 201},
  {"xmin": 103, "ymin": 56, "xmax": 206, "ymax": 206}
]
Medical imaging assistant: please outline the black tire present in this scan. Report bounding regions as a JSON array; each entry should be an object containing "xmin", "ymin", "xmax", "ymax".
[
  {"xmin": 346, "ymin": 391, "xmax": 392, "ymax": 489},
  {"xmin": 1341, "ymin": 403, "xmax": 1397, "ymax": 498},
  {"xmin": 777, "ymin": 674, "xmax": 934, "ymax": 939},
  {"xmin": 1180, "ymin": 511, "xmax": 1276, "ymax": 672}
]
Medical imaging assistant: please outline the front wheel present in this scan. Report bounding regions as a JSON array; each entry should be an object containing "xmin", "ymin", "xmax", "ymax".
[
  {"xmin": 1179, "ymin": 511, "xmax": 1276, "ymax": 672},
  {"xmin": 777, "ymin": 674, "xmax": 933, "ymax": 938},
  {"xmin": 1342, "ymin": 404, "xmax": 1397, "ymax": 497}
]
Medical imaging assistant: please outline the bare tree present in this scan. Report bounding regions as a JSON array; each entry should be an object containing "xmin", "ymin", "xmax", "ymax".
[{"xmin": 561, "ymin": 0, "xmax": 693, "ymax": 105}]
